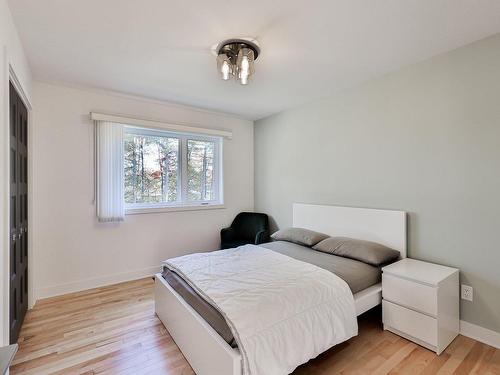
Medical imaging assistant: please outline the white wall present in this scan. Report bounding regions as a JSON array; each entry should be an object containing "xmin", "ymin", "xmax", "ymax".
[
  {"xmin": 255, "ymin": 33, "xmax": 500, "ymax": 334},
  {"xmin": 32, "ymin": 82, "xmax": 254, "ymax": 299},
  {"xmin": 0, "ymin": 0, "xmax": 32, "ymax": 346}
]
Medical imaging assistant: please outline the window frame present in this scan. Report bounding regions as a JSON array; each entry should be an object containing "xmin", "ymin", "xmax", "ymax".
[{"xmin": 123, "ymin": 126, "xmax": 224, "ymax": 214}]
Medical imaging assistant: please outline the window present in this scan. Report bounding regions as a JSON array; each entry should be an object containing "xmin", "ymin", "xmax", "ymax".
[{"xmin": 123, "ymin": 126, "xmax": 222, "ymax": 210}]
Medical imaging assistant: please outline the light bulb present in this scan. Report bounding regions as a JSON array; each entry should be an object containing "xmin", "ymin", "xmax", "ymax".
[
  {"xmin": 236, "ymin": 48, "xmax": 255, "ymax": 85},
  {"xmin": 217, "ymin": 54, "xmax": 232, "ymax": 81},
  {"xmin": 221, "ymin": 61, "xmax": 230, "ymax": 80},
  {"xmin": 241, "ymin": 56, "xmax": 249, "ymax": 72}
]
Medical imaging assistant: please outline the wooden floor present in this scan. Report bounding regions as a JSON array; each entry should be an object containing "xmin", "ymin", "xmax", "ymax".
[{"xmin": 11, "ymin": 278, "xmax": 500, "ymax": 375}]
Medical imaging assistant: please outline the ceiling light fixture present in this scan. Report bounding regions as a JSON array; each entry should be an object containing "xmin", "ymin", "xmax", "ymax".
[{"xmin": 213, "ymin": 38, "xmax": 260, "ymax": 85}]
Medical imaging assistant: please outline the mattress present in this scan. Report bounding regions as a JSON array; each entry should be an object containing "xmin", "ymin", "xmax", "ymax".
[{"xmin": 160, "ymin": 241, "xmax": 381, "ymax": 347}]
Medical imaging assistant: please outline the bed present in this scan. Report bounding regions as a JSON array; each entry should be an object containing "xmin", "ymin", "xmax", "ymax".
[{"xmin": 155, "ymin": 203, "xmax": 407, "ymax": 375}]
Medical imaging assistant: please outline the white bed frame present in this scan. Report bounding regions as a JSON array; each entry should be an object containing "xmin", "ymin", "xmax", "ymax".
[{"xmin": 155, "ymin": 203, "xmax": 407, "ymax": 375}]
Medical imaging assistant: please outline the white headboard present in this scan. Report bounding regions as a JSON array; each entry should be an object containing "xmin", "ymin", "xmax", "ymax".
[{"xmin": 293, "ymin": 203, "xmax": 407, "ymax": 258}]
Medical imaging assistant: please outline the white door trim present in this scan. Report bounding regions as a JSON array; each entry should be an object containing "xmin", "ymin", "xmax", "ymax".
[{"xmin": 1, "ymin": 47, "xmax": 34, "ymax": 345}]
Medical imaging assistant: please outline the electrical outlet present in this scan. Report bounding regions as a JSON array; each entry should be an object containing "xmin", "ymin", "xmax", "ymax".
[{"xmin": 461, "ymin": 284, "xmax": 473, "ymax": 302}]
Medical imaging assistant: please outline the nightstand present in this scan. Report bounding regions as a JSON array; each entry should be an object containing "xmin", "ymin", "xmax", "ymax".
[{"xmin": 382, "ymin": 258, "xmax": 459, "ymax": 355}]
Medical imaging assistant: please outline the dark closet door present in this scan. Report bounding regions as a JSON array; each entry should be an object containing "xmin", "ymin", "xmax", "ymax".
[{"xmin": 9, "ymin": 82, "xmax": 28, "ymax": 344}]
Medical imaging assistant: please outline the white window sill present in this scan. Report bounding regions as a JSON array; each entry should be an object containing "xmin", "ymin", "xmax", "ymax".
[{"xmin": 125, "ymin": 204, "xmax": 226, "ymax": 215}]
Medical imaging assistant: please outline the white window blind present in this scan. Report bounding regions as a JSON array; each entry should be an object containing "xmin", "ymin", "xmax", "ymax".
[{"xmin": 96, "ymin": 121, "xmax": 125, "ymax": 222}]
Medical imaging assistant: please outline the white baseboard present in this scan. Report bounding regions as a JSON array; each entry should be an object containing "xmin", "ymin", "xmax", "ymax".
[
  {"xmin": 35, "ymin": 265, "xmax": 160, "ymax": 301},
  {"xmin": 460, "ymin": 320, "xmax": 500, "ymax": 349}
]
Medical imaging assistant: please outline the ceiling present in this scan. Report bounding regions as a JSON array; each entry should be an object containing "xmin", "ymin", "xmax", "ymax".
[{"xmin": 8, "ymin": 0, "xmax": 500, "ymax": 120}]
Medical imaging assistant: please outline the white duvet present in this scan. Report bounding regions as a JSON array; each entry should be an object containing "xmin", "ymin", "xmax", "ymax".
[{"xmin": 163, "ymin": 244, "xmax": 358, "ymax": 375}]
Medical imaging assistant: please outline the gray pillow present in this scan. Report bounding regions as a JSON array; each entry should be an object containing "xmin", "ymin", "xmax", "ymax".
[
  {"xmin": 312, "ymin": 237, "xmax": 400, "ymax": 266},
  {"xmin": 271, "ymin": 227, "xmax": 329, "ymax": 247}
]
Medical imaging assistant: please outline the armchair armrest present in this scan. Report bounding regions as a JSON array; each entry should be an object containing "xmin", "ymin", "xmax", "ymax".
[
  {"xmin": 254, "ymin": 229, "xmax": 270, "ymax": 245},
  {"xmin": 220, "ymin": 227, "xmax": 237, "ymax": 248}
]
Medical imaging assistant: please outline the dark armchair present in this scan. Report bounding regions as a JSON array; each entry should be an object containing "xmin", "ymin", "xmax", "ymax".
[{"xmin": 220, "ymin": 212, "xmax": 270, "ymax": 249}]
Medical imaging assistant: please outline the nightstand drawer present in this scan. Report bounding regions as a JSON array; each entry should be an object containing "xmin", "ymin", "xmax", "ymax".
[
  {"xmin": 383, "ymin": 300, "xmax": 437, "ymax": 347},
  {"xmin": 382, "ymin": 274, "xmax": 437, "ymax": 316}
]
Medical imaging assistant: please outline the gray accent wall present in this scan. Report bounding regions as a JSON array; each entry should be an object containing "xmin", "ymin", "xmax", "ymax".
[{"xmin": 255, "ymin": 33, "xmax": 500, "ymax": 333}]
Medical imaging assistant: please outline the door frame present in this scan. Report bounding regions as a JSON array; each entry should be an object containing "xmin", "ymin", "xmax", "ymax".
[{"xmin": 1, "ymin": 46, "xmax": 33, "ymax": 346}]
